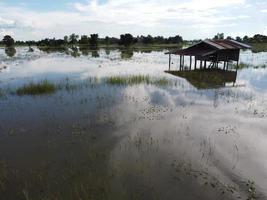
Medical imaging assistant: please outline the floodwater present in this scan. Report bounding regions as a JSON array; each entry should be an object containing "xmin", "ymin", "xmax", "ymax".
[{"xmin": 0, "ymin": 47, "xmax": 267, "ymax": 200}]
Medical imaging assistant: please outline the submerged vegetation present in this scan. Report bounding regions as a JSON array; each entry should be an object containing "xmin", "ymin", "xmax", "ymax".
[
  {"xmin": 106, "ymin": 75, "xmax": 169, "ymax": 86},
  {"xmin": 2, "ymin": 76, "xmax": 171, "ymax": 97},
  {"xmin": 16, "ymin": 80, "xmax": 56, "ymax": 95}
]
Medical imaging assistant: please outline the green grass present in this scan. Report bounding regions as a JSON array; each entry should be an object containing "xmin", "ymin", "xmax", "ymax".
[
  {"xmin": 251, "ymin": 43, "xmax": 267, "ymax": 53},
  {"xmin": 0, "ymin": 76, "xmax": 170, "ymax": 97},
  {"xmin": 16, "ymin": 80, "xmax": 56, "ymax": 96},
  {"xmin": 231, "ymin": 62, "xmax": 267, "ymax": 69},
  {"xmin": 105, "ymin": 75, "xmax": 170, "ymax": 86}
]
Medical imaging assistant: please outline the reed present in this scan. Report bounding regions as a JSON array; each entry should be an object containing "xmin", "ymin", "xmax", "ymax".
[{"xmin": 16, "ymin": 80, "xmax": 56, "ymax": 95}]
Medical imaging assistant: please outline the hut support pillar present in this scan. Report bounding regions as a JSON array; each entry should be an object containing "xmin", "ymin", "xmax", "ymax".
[
  {"xmin": 200, "ymin": 60, "xmax": 203, "ymax": 69},
  {"xmin": 236, "ymin": 60, "xmax": 239, "ymax": 70},
  {"xmin": 190, "ymin": 56, "xmax": 192, "ymax": 70},
  {"xmin": 204, "ymin": 61, "xmax": 207, "ymax": 69},
  {"xmin": 168, "ymin": 54, "xmax": 171, "ymax": 71},
  {"xmin": 182, "ymin": 55, "xmax": 185, "ymax": 70},
  {"xmin": 180, "ymin": 55, "xmax": 182, "ymax": 71},
  {"xmin": 223, "ymin": 61, "xmax": 226, "ymax": 71},
  {"xmin": 194, "ymin": 58, "xmax": 197, "ymax": 70}
]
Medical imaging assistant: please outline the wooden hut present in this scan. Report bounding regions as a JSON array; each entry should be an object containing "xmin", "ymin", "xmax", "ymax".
[{"xmin": 166, "ymin": 39, "xmax": 251, "ymax": 71}]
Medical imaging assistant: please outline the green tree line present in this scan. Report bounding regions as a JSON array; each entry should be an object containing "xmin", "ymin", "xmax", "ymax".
[
  {"xmin": 0, "ymin": 33, "xmax": 183, "ymax": 47},
  {"xmin": 2, "ymin": 33, "xmax": 267, "ymax": 49}
]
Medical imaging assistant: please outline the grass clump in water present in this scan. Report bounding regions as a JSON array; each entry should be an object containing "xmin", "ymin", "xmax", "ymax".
[
  {"xmin": 16, "ymin": 80, "xmax": 56, "ymax": 96},
  {"xmin": 106, "ymin": 75, "xmax": 169, "ymax": 86}
]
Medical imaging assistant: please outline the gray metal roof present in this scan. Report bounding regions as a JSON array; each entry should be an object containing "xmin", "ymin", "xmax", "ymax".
[
  {"xmin": 167, "ymin": 39, "xmax": 251, "ymax": 55},
  {"xmin": 204, "ymin": 39, "xmax": 251, "ymax": 50}
]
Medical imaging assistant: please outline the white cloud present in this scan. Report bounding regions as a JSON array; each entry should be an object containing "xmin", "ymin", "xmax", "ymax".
[
  {"xmin": 0, "ymin": 17, "xmax": 15, "ymax": 27},
  {"xmin": 0, "ymin": 0, "xmax": 262, "ymax": 40},
  {"xmin": 0, "ymin": 28, "xmax": 14, "ymax": 37},
  {"xmin": 72, "ymin": 0, "xmax": 246, "ymax": 26}
]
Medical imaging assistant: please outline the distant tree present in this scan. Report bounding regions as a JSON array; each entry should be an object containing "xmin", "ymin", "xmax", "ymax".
[
  {"xmin": 243, "ymin": 35, "xmax": 249, "ymax": 43},
  {"xmin": 69, "ymin": 33, "xmax": 79, "ymax": 45},
  {"xmin": 79, "ymin": 35, "xmax": 90, "ymax": 45},
  {"xmin": 251, "ymin": 34, "xmax": 267, "ymax": 43},
  {"xmin": 235, "ymin": 36, "xmax": 242, "ymax": 42},
  {"xmin": 104, "ymin": 36, "xmax": 110, "ymax": 45},
  {"xmin": 64, "ymin": 36, "xmax": 69, "ymax": 45},
  {"xmin": 141, "ymin": 35, "xmax": 154, "ymax": 44},
  {"xmin": 90, "ymin": 34, "xmax": 99, "ymax": 47},
  {"xmin": 213, "ymin": 33, "xmax": 224, "ymax": 40},
  {"xmin": 153, "ymin": 36, "xmax": 165, "ymax": 44},
  {"xmin": 168, "ymin": 35, "xmax": 183, "ymax": 44},
  {"xmin": 226, "ymin": 36, "xmax": 233, "ymax": 40},
  {"xmin": 119, "ymin": 34, "xmax": 135, "ymax": 46},
  {"xmin": 26, "ymin": 41, "xmax": 35, "ymax": 47},
  {"xmin": 2, "ymin": 35, "xmax": 15, "ymax": 47},
  {"xmin": 15, "ymin": 40, "xmax": 27, "ymax": 46}
]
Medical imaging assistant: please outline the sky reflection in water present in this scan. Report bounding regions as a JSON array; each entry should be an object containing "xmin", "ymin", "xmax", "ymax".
[{"xmin": 0, "ymin": 47, "xmax": 266, "ymax": 199}]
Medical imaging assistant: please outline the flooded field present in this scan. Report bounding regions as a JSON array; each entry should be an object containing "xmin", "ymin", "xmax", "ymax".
[{"xmin": 0, "ymin": 47, "xmax": 267, "ymax": 200}]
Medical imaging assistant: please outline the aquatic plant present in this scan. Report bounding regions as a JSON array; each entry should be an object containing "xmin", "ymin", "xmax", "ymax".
[
  {"xmin": 0, "ymin": 75, "xmax": 172, "ymax": 98},
  {"xmin": 246, "ymin": 180, "xmax": 257, "ymax": 200},
  {"xmin": 16, "ymin": 80, "xmax": 56, "ymax": 95},
  {"xmin": 105, "ymin": 75, "xmax": 170, "ymax": 86}
]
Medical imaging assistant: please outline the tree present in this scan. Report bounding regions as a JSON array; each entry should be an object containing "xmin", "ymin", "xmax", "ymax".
[
  {"xmin": 69, "ymin": 33, "xmax": 79, "ymax": 45},
  {"xmin": 104, "ymin": 36, "xmax": 110, "ymax": 45},
  {"xmin": 236, "ymin": 36, "xmax": 242, "ymax": 42},
  {"xmin": 243, "ymin": 35, "xmax": 249, "ymax": 43},
  {"xmin": 90, "ymin": 34, "xmax": 99, "ymax": 47},
  {"xmin": 2, "ymin": 35, "xmax": 15, "ymax": 47},
  {"xmin": 142, "ymin": 35, "xmax": 154, "ymax": 44},
  {"xmin": 64, "ymin": 36, "xmax": 69, "ymax": 45},
  {"xmin": 79, "ymin": 35, "xmax": 90, "ymax": 45},
  {"xmin": 213, "ymin": 33, "xmax": 224, "ymax": 40},
  {"xmin": 119, "ymin": 34, "xmax": 135, "ymax": 47},
  {"xmin": 167, "ymin": 35, "xmax": 183, "ymax": 44}
]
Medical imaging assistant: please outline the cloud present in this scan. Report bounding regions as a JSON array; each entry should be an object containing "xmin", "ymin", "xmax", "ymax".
[
  {"xmin": 0, "ymin": 28, "xmax": 14, "ymax": 37},
  {"xmin": 0, "ymin": 17, "xmax": 15, "ymax": 28},
  {"xmin": 72, "ymin": 0, "xmax": 247, "ymax": 26},
  {"xmin": 0, "ymin": 0, "xmax": 263, "ymax": 40}
]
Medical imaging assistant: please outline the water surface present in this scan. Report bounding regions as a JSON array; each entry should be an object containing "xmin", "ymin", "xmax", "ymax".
[{"xmin": 0, "ymin": 47, "xmax": 267, "ymax": 200}]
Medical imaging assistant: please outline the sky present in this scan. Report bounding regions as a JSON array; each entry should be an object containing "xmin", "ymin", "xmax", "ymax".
[{"xmin": 0, "ymin": 0, "xmax": 267, "ymax": 41}]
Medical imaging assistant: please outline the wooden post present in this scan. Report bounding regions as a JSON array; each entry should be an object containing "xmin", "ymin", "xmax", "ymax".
[
  {"xmin": 182, "ymin": 55, "xmax": 185, "ymax": 70},
  {"xmin": 190, "ymin": 56, "xmax": 192, "ymax": 70},
  {"xmin": 236, "ymin": 60, "xmax": 239, "ymax": 71},
  {"xmin": 168, "ymin": 54, "xmax": 171, "ymax": 71},
  {"xmin": 194, "ymin": 57, "xmax": 197, "ymax": 70},
  {"xmin": 223, "ymin": 61, "xmax": 226, "ymax": 71},
  {"xmin": 204, "ymin": 60, "xmax": 207, "ymax": 69},
  {"xmin": 200, "ymin": 60, "xmax": 203, "ymax": 69},
  {"xmin": 226, "ymin": 62, "xmax": 229, "ymax": 70},
  {"xmin": 180, "ymin": 55, "xmax": 182, "ymax": 71}
]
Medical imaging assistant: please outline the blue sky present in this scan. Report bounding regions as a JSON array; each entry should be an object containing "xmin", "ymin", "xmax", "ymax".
[{"xmin": 0, "ymin": 0, "xmax": 267, "ymax": 40}]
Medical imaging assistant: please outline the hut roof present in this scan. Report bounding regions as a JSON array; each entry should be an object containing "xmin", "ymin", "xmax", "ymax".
[{"xmin": 167, "ymin": 39, "xmax": 251, "ymax": 56}]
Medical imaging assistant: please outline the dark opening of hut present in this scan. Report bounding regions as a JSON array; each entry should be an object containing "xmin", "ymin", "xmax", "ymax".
[{"xmin": 166, "ymin": 39, "xmax": 251, "ymax": 71}]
